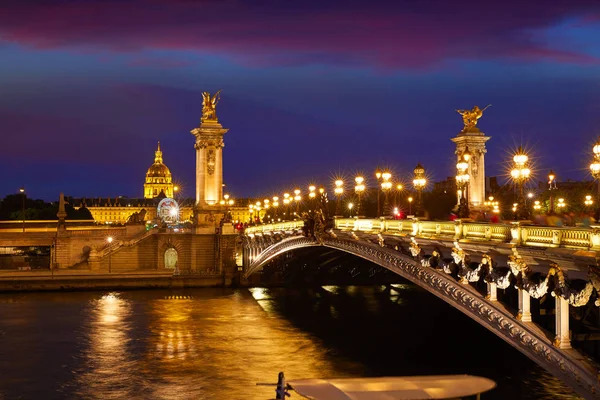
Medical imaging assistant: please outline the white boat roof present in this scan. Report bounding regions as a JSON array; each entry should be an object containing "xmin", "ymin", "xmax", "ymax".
[{"xmin": 288, "ymin": 375, "xmax": 496, "ymax": 400}]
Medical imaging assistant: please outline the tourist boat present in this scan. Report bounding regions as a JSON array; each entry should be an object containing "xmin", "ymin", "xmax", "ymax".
[{"xmin": 264, "ymin": 372, "xmax": 496, "ymax": 399}]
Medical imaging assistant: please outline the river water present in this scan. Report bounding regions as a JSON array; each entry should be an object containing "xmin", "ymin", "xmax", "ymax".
[{"xmin": 0, "ymin": 285, "xmax": 580, "ymax": 399}]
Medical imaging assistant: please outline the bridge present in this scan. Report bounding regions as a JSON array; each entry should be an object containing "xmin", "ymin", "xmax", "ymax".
[{"xmin": 240, "ymin": 218, "xmax": 600, "ymax": 399}]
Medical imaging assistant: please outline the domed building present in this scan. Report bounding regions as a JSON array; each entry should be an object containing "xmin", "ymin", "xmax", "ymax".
[{"xmin": 144, "ymin": 142, "xmax": 174, "ymax": 199}]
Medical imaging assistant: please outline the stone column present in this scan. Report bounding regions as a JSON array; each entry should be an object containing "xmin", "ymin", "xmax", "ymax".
[
  {"xmin": 517, "ymin": 289, "xmax": 532, "ymax": 322},
  {"xmin": 195, "ymin": 142, "xmax": 205, "ymax": 206},
  {"xmin": 554, "ymin": 297, "xmax": 571, "ymax": 349},
  {"xmin": 451, "ymin": 132, "xmax": 491, "ymax": 208},
  {"xmin": 486, "ymin": 282, "xmax": 497, "ymax": 301},
  {"xmin": 190, "ymin": 121, "xmax": 228, "ymax": 210}
]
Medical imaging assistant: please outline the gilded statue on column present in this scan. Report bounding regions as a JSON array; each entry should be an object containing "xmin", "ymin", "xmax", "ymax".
[
  {"xmin": 456, "ymin": 104, "xmax": 491, "ymax": 133},
  {"xmin": 201, "ymin": 90, "xmax": 222, "ymax": 123}
]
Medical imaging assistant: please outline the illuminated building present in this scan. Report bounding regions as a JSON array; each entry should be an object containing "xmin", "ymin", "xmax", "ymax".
[
  {"xmin": 144, "ymin": 142, "xmax": 174, "ymax": 199},
  {"xmin": 72, "ymin": 143, "xmax": 249, "ymax": 225}
]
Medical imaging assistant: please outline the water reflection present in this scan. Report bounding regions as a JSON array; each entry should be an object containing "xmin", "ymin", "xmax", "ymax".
[
  {"xmin": 0, "ymin": 287, "xmax": 583, "ymax": 400},
  {"xmin": 75, "ymin": 292, "xmax": 139, "ymax": 398}
]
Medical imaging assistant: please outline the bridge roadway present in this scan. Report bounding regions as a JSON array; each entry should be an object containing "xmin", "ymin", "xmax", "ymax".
[{"xmin": 241, "ymin": 218, "xmax": 600, "ymax": 399}]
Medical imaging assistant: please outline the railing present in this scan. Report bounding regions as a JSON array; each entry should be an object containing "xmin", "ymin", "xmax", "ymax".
[
  {"xmin": 244, "ymin": 218, "xmax": 600, "ymax": 251},
  {"xmin": 244, "ymin": 220, "xmax": 304, "ymax": 235},
  {"xmin": 92, "ymin": 229, "xmax": 156, "ymax": 259}
]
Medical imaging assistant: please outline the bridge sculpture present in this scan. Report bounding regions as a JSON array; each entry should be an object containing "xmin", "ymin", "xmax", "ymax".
[{"xmin": 240, "ymin": 218, "xmax": 600, "ymax": 399}]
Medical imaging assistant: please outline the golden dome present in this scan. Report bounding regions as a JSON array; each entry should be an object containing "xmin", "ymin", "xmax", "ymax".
[
  {"xmin": 144, "ymin": 142, "xmax": 174, "ymax": 198},
  {"xmin": 146, "ymin": 162, "xmax": 171, "ymax": 178}
]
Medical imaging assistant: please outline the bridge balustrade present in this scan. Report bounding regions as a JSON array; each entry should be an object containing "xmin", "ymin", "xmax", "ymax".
[{"xmin": 245, "ymin": 218, "xmax": 600, "ymax": 251}]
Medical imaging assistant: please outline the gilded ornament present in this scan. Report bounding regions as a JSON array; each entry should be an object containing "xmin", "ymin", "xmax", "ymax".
[
  {"xmin": 201, "ymin": 90, "xmax": 222, "ymax": 123},
  {"xmin": 456, "ymin": 104, "xmax": 491, "ymax": 133}
]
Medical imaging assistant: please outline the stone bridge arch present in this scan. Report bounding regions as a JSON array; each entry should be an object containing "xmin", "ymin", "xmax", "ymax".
[{"xmin": 243, "ymin": 235, "xmax": 600, "ymax": 399}]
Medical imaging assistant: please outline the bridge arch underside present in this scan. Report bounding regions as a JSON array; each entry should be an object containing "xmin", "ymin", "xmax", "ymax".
[
  {"xmin": 247, "ymin": 245, "xmax": 406, "ymax": 285},
  {"xmin": 244, "ymin": 236, "xmax": 600, "ymax": 399}
]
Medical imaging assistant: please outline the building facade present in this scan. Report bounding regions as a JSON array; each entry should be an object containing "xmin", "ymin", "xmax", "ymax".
[{"xmin": 144, "ymin": 142, "xmax": 174, "ymax": 199}]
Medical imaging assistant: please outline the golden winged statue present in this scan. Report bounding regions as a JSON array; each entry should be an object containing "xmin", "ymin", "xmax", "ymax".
[
  {"xmin": 201, "ymin": 90, "xmax": 222, "ymax": 123},
  {"xmin": 456, "ymin": 104, "xmax": 491, "ymax": 133}
]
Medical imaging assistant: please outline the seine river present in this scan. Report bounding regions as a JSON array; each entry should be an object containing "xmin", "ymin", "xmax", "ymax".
[{"xmin": 0, "ymin": 285, "xmax": 580, "ymax": 399}]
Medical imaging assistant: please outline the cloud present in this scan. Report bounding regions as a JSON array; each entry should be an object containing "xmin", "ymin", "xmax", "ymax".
[{"xmin": 0, "ymin": 0, "xmax": 599, "ymax": 69}]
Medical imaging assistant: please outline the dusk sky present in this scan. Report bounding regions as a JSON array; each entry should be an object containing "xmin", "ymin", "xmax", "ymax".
[{"xmin": 1, "ymin": 0, "xmax": 600, "ymax": 201}]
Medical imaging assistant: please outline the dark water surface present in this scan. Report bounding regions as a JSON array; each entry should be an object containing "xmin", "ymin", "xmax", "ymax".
[{"xmin": 0, "ymin": 285, "xmax": 580, "ymax": 399}]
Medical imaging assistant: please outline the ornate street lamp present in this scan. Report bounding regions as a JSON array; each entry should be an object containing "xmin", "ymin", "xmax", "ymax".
[
  {"xmin": 408, "ymin": 196, "xmax": 413, "ymax": 216},
  {"xmin": 19, "ymin": 187, "xmax": 25, "ymax": 233},
  {"xmin": 354, "ymin": 176, "xmax": 365, "ymax": 217},
  {"xmin": 584, "ymin": 195, "xmax": 594, "ymax": 207},
  {"xmin": 589, "ymin": 140, "xmax": 600, "ymax": 218},
  {"xmin": 272, "ymin": 196, "xmax": 279, "ymax": 219},
  {"xmin": 548, "ymin": 170, "xmax": 557, "ymax": 214},
  {"xmin": 107, "ymin": 236, "xmax": 113, "ymax": 273},
  {"xmin": 394, "ymin": 183, "xmax": 403, "ymax": 209},
  {"xmin": 293, "ymin": 189, "xmax": 301, "ymax": 214},
  {"xmin": 381, "ymin": 171, "xmax": 392, "ymax": 217},
  {"xmin": 412, "ymin": 164, "xmax": 426, "ymax": 217},
  {"xmin": 283, "ymin": 193, "xmax": 290, "ymax": 220},
  {"xmin": 375, "ymin": 169, "xmax": 382, "ymax": 217},
  {"xmin": 334, "ymin": 179, "xmax": 344, "ymax": 216},
  {"xmin": 455, "ymin": 148, "xmax": 471, "ymax": 218},
  {"xmin": 347, "ymin": 202, "xmax": 354, "ymax": 217},
  {"xmin": 510, "ymin": 146, "xmax": 531, "ymax": 220}
]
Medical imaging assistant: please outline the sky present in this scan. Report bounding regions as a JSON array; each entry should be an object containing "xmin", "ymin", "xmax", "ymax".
[{"xmin": 1, "ymin": 0, "xmax": 600, "ymax": 201}]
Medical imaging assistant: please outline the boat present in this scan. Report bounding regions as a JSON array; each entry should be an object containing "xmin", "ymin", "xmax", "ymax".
[{"xmin": 262, "ymin": 372, "xmax": 496, "ymax": 399}]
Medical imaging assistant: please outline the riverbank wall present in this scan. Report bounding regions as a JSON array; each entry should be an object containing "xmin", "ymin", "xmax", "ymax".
[{"xmin": 0, "ymin": 271, "xmax": 234, "ymax": 292}]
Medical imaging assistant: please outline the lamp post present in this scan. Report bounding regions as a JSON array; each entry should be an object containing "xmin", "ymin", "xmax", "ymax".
[
  {"xmin": 347, "ymin": 202, "xmax": 354, "ymax": 217},
  {"xmin": 455, "ymin": 148, "xmax": 471, "ymax": 218},
  {"xmin": 375, "ymin": 169, "xmax": 382, "ymax": 217},
  {"xmin": 334, "ymin": 180, "xmax": 344, "ymax": 217},
  {"xmin": 484, "ymin": 196, "xmax": 500, "ymax": 215},
  {"xmin": 557, "ymin": 198, "xmax": 566, "ymax": 213},
  {"xmin": 589, "ymin": 140, "xmax": 600, "ymax": 219},
  {"xmin": 283, "ymin": 193, "xmax": 290, "ymax": 221},
  {"xmin": 412, "ymin": 164, "xmax": 426, "ymax": 217},
  {"xmin": 222, "ymin": 193, "xmax": 232, "ymax": 222},
  {"xmin": 354, "ymin": 176, "xmax": 365, "ymax": 217},
  {"xmin": 308, "ymin": 185, "xmax": 316, "ymax": 213},
  {"xmin": 107, "ymin": 236, "xmax": 113, "ymax": 273},
  {"xmin": 548, "ymin": 170, "xmax": 557, "ymax": 215},
  {"xmin": 394, "ymin": 183, "xmax": 403, "ymax": 210},
  {"xmin": 255, "ymin": 201, "xmax": 262, "ymax": 223},
  {"xmin": 272, "ymin": 196, "xmax": 279, "ymax": 220},
  {"xmin": 293, "ymin": 189, "xmax": 301, "ymax": 216},
  {"xmin": 510, "ymin": 146, "xmax": 531, "ymax": 220},
  {"xmin": 408, "ymin": 196, "xmax": 413, "ymax": 216},
  {"xmin": 381, "ymin": 171, "xmax": 392, "ymax": 218},
  {"xmin": 19, "ymin": 187, "xmax": 25, "ymax": 233}
]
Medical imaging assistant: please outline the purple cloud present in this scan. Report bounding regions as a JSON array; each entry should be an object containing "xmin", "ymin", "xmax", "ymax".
[{"xmin": 0, "ymin": 1, "xmax": 599, "ymax": 69}]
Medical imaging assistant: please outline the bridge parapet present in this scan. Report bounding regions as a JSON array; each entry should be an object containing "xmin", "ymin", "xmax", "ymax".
[
  {"xmin": 248, "ymin": 218, "xmax": 600, "ymax": 251},
  {"xmin": 244, "ymin": 220, "xmax": 304, "ymax": 235}
]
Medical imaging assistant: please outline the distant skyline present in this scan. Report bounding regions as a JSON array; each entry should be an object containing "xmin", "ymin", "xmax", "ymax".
[{"xmin": 1, "ymin": 1, "xmax": 600, "ymax": 201}]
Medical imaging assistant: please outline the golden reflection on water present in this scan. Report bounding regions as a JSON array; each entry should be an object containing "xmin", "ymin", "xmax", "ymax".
[
  {"xmin": 77, "ymin": 292, "xmax": 138, "ymax": 398},
  {"xmin": 57, "ymin": 288, "xmax": 581, "ymax": 400},
  {"xmin": 139, "ymin": 289, "xmax": 355, "ymax": 399}
]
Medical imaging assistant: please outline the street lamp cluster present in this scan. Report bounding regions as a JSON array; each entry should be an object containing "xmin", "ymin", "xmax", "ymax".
[
  {"xmin": 249, "ymin": 138, "xmax": 599, "ymax": 224},
  {"xmin": 247, "ymin": 164, "xmax": 427, "ymax": 224}
]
